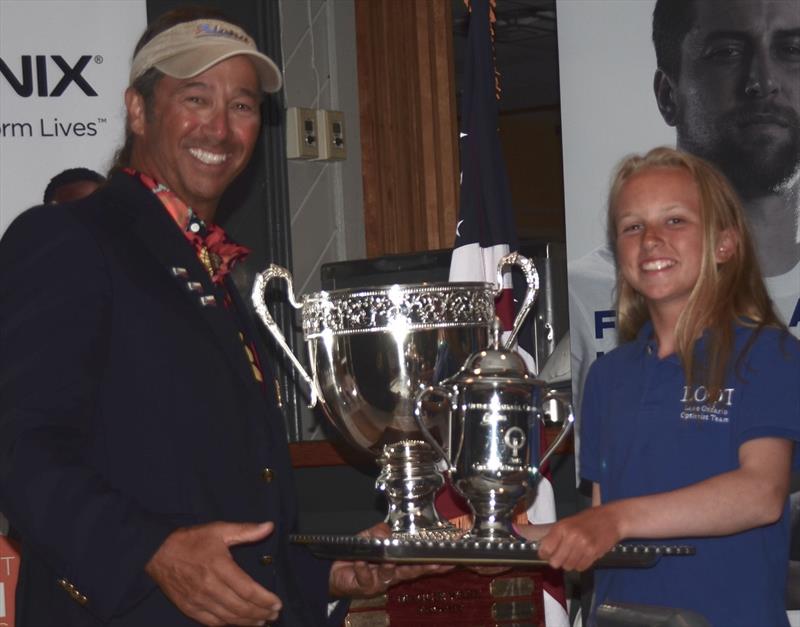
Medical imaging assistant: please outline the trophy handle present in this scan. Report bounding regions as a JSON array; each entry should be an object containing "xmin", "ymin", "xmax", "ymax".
[
  {"xmin": 414, "ymin": 385, "xmax": 454, "ymax": 469},
  {"xmin": 495, "ymin": 252, "xmax": 540, "ymax": 349},
  {"xmin": 251, "ymin": 265, "xmax": 317, "ymax": 406},
  {"xmin": 531, "ymin": 390, "xmax": 574, "ymax": 478}
]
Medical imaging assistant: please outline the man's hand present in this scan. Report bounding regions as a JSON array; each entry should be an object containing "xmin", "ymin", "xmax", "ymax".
[
  {"xmin": 145, "ymin": 521, "xmax": 282, "ymax": 626},
  {"xmin": 511, "ymin": 522, "xmax": 552, "ymax": 543},
  {"xmin": 328, "ymin": 522, "xmax": 453, "ymax": 599}
]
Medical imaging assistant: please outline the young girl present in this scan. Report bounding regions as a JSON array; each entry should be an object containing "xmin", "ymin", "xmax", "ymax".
[{"xmin": 521, "ymin": 147, "xmax": 800, "ymax": 626}]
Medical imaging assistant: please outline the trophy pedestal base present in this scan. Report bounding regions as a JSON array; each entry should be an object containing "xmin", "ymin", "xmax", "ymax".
[
  {"xmin": 464, "ymin": 514, "xmax": 519, "ymax": 542},
  {"xmin": 377, "ymin": 439, "xmax": 452, "ymax": 536}
]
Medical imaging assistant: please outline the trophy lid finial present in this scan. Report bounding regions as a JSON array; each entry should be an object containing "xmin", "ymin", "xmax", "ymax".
[{"xmin": 453, "ymin": 318, "xmax": 532, "ymax": 383}]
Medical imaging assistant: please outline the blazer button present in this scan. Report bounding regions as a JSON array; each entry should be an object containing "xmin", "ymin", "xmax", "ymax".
[
  {"xmin": 260, "ymin": 554, "xmax": 273, "ymax": 566},
  {"xmin": 261, "ymin": 468, "xmax": 274, "ymax": 483}
]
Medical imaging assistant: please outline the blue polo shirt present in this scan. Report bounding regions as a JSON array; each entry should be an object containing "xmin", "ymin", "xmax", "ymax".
[{"xmin": 581, "ymin": 322, "xmax": 800, "ymax": 627}]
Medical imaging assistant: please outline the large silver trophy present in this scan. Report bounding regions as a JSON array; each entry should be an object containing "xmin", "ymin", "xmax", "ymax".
[
  {"xmin": 252, "ymin": 254, "xmax": 697, "ymax": 566},
  {"xmin": 251, "ymin": 253, "xmax": 538, "ymax": 538}
]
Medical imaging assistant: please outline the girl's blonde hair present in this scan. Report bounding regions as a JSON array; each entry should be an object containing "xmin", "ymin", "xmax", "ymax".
[{"xmin": 607, "ymin": 147, "xmax": 784, "ymax": 398}]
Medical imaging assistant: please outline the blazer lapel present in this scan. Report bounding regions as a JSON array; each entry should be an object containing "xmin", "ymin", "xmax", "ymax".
[
  {"xmin": 225, "ymin": 274, "xmax": 278, "ymax": 385},
  {"xmin": 107, "ymin": 174, "xmax": 264, "ymax": 397}
]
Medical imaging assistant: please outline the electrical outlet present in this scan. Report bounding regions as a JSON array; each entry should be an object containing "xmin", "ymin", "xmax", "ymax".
[
  {"xmin": 315, "ymin": 109, "xmax": 346, "ymax": 161},
  {"xmin": 286, "ymin": 107, "xmax": 318, "ymax": 159}
]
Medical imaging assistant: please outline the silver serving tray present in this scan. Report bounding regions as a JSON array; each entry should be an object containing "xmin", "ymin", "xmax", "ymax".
[{"xmin": 291, "ymin": 533, "xmax": 695, "ymax": 568}]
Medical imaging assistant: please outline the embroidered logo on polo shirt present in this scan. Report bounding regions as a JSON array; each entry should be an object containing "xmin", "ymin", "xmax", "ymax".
[{"xmin": 680, "ymin": 385, "xmax": 734, "ymax": 424}]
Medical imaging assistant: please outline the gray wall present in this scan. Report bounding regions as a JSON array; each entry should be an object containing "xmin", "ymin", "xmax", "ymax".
[
  {"xmin": 279, "ymin": 0, "xmax": 366, "ymax": 439},
  {"xmin": 279, "ymin": 0, "xmax": 366, "ymax": 292}
]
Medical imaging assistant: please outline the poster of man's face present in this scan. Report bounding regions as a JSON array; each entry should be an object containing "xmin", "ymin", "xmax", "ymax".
[
  {"xmin": 660, "ymin": 1, "xmax": 799, "ymax": 186},
  {"xmin": 654, "ymin": 0, "xmax": 800, "ymax": 276},
  {"xmin": 559, "ymin": 0, "xmax": 799, "ymax": 345}
]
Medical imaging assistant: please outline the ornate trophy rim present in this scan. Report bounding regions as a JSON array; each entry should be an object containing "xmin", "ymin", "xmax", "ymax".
[
  {"xmin": 306, "ymin": 280, "xmax": 493, "ymax": 299},
  {"xmin": 301, "ymin": 281, "xmax": 497, "ymax": 339}
]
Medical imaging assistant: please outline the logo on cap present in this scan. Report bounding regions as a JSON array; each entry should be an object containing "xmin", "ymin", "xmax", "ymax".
[{"xmin": 195, "ymin": 23, "xmax": 251, "ymax": 44}]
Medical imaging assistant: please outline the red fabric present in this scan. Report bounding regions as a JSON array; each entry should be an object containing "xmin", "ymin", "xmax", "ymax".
[
  {"xmin": 196, "ymin": 225, "xmax": 249, "ymax": 285},
  {"xmin": 495, "ymin": 287, "xmax": 516, "ymax": 330},
  {"xmin": 350, "ymin": 568, "xmax": 545, "ymax": 627},
  {"xmin": 433, "ymin": 481, "xmax": 470, "ymax": 521},
  {"xmin": 541, "ymin": 561, "xmax": 568, "ymax": 613},
  {"xmin": 348, "ymin": 569, "xmax": 545, "ymax": 626},
  {"xmin": 123, "ymin": 169, "xmax": 250, "ymax": 285}
]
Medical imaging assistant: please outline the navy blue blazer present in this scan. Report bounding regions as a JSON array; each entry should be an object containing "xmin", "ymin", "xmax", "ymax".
[{"xmin": 0, "ymin": 172, "xmax": 331, "ymax": 626}]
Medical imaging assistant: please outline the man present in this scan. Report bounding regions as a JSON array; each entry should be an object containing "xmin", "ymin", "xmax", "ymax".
[
  {"xmin": 43, "ymin": 167, "xmax": 106, "ymax": 204},
  {"xmin": 0, "ymin": 9, "xmax": 439, "ymax": 626}
]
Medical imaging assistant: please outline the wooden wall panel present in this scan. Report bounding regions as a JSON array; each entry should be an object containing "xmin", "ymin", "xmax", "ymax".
[{"xmin": 355, "ymin": 0, "xmax": 459, "ymax": 257}]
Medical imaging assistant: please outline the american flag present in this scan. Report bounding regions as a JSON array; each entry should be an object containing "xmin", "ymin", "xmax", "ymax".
[{"xmin": 448, "ymin": 0, "xmax": 569, "ymax": 624}]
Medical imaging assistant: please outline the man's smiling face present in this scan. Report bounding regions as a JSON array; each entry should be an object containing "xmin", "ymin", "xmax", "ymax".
[{"xmin": 127, "ymin": 55, "xmax": 262, "ymax": 221}]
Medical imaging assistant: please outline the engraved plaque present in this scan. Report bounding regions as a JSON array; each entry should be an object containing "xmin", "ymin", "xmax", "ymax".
[
  {"xmin": 349, "ymin": 594, "xmax": 388, "ymax": 609},
  {"xmin": 345, "ymin": 610, "xmax": 389, "ymax": 627},
  {"xmin": 345, "ymin": 567, "xmax": 545, "ymax": 626},
  {"xmin": 490, "ymin": 576, "xmax": 536, "ymax": 598},
  {"xmin": 492, "ymin": 600, "xmax": 536, "ymax": 622}
]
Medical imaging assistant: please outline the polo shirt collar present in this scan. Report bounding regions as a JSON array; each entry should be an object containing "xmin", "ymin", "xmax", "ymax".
[{"xmin": 634, "ymin": 320, "xmax": 682, "ymax": 364}]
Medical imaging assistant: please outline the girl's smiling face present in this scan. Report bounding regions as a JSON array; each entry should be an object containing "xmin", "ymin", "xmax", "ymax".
[{"xmin": 613, "ymin": 166, "xmax": 708, "ymax": 319}]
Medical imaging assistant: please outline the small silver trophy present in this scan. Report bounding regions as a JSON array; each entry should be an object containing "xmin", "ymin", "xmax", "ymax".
[
  {"xmin": 415, "ymin": 319, "xmax": 574, "ymax": 541},
  {"xmin": 251, "ymin": 253, "xmax": 538, "ymax": 538}
]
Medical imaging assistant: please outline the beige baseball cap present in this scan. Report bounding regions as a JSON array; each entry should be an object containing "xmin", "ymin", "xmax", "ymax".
[{"xmin": 130, "ymin": 19, "xmax": 282, "ymax": 93}]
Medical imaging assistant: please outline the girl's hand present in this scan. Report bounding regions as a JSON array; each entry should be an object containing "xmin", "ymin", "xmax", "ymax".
[{"xmin": 537, "ymin": 505, "xmax": 623, "ymax": 572}]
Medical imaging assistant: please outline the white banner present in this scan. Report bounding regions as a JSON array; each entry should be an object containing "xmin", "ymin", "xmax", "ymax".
[
  {"xmin": 558, "ymin": 0, "xmax": 673, "ymax": 265},
  {"xmin": 0, "ymin": 0, "xmax": 147, "ymax": 234},
  {"xmin": 557, "ymin": 0, "xmax": 672, "ymax": 452}
]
